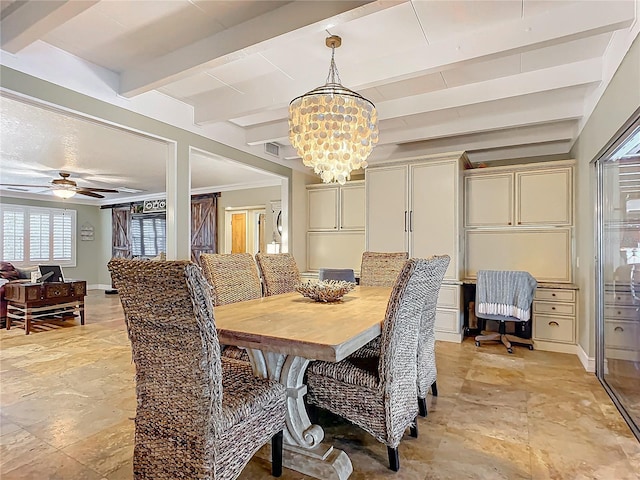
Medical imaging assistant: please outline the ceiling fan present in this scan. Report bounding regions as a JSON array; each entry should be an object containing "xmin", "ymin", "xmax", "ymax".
[{"xmin": 0, "ymin": 172, "xmax": 120, "ymax": 199}]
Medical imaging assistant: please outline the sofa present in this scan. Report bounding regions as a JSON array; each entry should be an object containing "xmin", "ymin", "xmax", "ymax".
[{"xmin": 0, "ymin": 262, "xmax": 38, "ymax": 324}]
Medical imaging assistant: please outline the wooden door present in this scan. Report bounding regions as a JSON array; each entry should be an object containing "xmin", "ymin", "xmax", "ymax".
[
  {"xmin": 191, "ymin": 194, "xmax": 218, "ymax": 265},
  {"xmin": 111, "ymin": 207, "xmax": 131, "ymax": 259},
  {"xmin": 231, "ymin": 213, "xmax": 246, "ymax": 253}
]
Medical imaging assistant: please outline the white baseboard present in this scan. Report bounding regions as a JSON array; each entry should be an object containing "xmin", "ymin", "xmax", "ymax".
[
  {"xmin": 577, "ymin": 343, "xmax": 596, "ymax": 373},
  {"xmin": 89, "ymin": 284, "xmax": 112, "ymax": 291},
  {"xmin": 435, "ymin": 331, "xmax": 464, "ymax": 343}
]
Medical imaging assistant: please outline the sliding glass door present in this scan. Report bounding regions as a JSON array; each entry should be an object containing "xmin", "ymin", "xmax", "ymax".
[{"xmin": 596, "ymin": 113, "xmax": 640, "ymax": 441}]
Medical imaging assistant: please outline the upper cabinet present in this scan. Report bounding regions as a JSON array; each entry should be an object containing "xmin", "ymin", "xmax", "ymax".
[
  {"xmin": 307, "ymin": 181, "xmax": 364, "ymax": 232},
  {"xmin": 307, "ymin": 187, "xmax": 339, "ymax": 231},
  {"xmin": 465, "ymin": 163, "xmax": 573, "ymax": 228},
  {"xmin": 306, "ymin": 181, "xmax": 366, "ymax": 273}
]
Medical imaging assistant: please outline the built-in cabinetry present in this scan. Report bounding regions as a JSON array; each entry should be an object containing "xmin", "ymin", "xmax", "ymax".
[
  {"xmin": 464, "ymin": 160, "xmax": 577, "ymax": 353},
  {"xmin": 306, "ymin": 181, "xmax": 365, "ymax": 273},
  {"xmin": 532, "ymin": 286, "xmax": 577, "ymax": 353},
  {"xmin": 464, "ymin": 160, "xmax": 575, "ymax": 283},
  {"xmin": 366, "ymin": 152, "xmax": 471, "ymax": 342}
]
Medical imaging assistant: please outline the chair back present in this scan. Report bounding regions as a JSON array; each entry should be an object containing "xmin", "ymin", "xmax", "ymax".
[
  {"xmin": 377, "ymin": 256, "xmax": 450, "ymax": 445},
  {"xmin": 475, "ymin": 270, "xmax": 537, "ymax": 322},
  {"xmin": 108, "ymin": 258, "xmax": 222, "ymax": 478},
  {"xmin": 318, "ymin": 268, "xmax": 356, "ymax": 283},
  {"xmin": 200, "ymin": 253, "xmax": 262, "ymax": 306},
  {"xmin": 360, "ymin": 251, "xmax": 408, "ymax": 287},
  {"xmin": 255, "ymin": 253, "xmax": 301, "ymax": 296},
  {"xmin": 416, "ymin": 255, "xmax": 450, "ymax": 398}
]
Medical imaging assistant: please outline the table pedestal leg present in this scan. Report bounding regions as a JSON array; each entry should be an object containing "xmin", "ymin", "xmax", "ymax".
[{"xmin": 248, "ymin": 349, "xmax": 353, "ymax": 480}]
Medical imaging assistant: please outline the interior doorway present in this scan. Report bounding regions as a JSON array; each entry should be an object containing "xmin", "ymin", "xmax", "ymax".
[{"xmin": 224, "ymin": 207, "xmax": 266, "ymax": 255}]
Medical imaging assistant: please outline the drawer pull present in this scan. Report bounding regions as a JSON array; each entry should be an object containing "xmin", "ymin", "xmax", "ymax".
[
  {"xmin": 552, "ymin": 293, "xmax": 556, "ymax": 297},
  {"xmin": 551, "ymin": 307, "xmax": 556, "ymax": 310},
  {"xmin": 618, "ymin": 311, "xmax": 622, "ymax": 315},
  {"xmin": 614, "ymin": 326, "xmax": 624, "ymax": 332},
  {"xmin": 549, "ymin": 321, "xmax": 559, "ymax": 327}
]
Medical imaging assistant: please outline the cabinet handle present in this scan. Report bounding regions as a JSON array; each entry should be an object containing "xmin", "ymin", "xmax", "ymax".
[
  {"xmin": 618, "ymin": 311, "xmax": 622, "ymax": 315},
  {"xmin": 508, "ymin": 222, "xmax": 512, "ymax": 225},
  {"xmin": 404, "ymin": 211, "xmax": 408, "ymax": 232},
  {"xmin": 409, "ymin": 211, "xmax": 413, "ymax": 233},
  {"xmin": 552, "ymin": 293, "xmax": 556, "ymax": 297},
  {"xmin": 614, "ymin": 326, "xmax": 624, "ymax": 332},
  {"xmin": 551, "ymin": 307, "xmax": 556, "ymax": 310},
  {"xmin": 549, "ymin": 321, "xmax": 559, "ymax": 327},
  {"xmin": 518, "ymin": 221, "xmax": 521, "ymax": 225}
]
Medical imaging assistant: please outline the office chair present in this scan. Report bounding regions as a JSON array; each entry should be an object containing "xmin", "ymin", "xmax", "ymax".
[{"xmin": 474, "ymin": 270, "xmax": 537, "ymax": 354}]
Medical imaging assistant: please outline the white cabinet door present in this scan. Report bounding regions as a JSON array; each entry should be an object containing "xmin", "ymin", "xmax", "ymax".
[
  {"xmin": 308, "ymin": 187, "xmax": 338, "ymax": 231},
  {"xmin": 410, "ymin": 161, "xmax": 459, "ymax": 280},
  {"xmin": 464, "ymin": 173, "xmax": 513, "ymax": 227},
  {"xmin": 366, "ymin": 165, "xmax": 408, "ymax": 252},
  {"xmin": 516, "ymin": 168, "xmax": 572, "ymax": 225},
  {"xmin": 340, "ymin": 183, "xmax": 365, "ymax": 230}
]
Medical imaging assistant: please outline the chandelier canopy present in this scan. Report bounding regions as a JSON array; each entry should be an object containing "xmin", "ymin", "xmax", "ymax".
[{"xmin": 288, "ymin": 35, "xmax": 378, "ymax": 185}]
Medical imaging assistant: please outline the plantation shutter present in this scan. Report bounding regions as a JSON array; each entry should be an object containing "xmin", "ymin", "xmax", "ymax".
[
  {"xmin": 53, "ymin": 211, "xmax": 73, "ymax": 262},
  {"xmin": 1, "ymin": 207, "xmax": 25, "ymax": 262},
  {"xmin": 29, "ymin": 211, "xmax": 50, "ymax": 262}
]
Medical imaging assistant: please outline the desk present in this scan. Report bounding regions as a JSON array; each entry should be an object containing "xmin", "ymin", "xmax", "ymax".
[
  {"xmin": 4, "ymin": 281, "xmax": 86, "ymax": 334},
  {"xmin": 215, "ymin": 286, "xmax": 391, "ymax": 480}
]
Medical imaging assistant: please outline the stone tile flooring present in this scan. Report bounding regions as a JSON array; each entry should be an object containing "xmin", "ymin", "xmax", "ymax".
[{"xmin": 1, "ymin": 290, "xmax": 639, "ymax": 479}]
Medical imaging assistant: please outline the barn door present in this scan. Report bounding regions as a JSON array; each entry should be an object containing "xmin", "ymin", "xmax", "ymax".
[
  {"xmin": 111, "ymin": 206, "xmax": 131, "ymax": 259},
  {"xmin": 191, "ymin": 194, "xmax": 218, "ymax": 265}
]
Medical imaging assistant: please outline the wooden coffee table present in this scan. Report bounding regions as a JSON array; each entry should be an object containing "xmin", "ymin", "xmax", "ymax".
[{"xmin": 4, "ymin": 281, "xmax": 86, "ymax": 334}]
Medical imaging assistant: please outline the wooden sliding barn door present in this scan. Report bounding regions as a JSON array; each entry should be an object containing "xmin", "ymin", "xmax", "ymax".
[
  {"xmin": 191, "ymin": 194, "xmax": 219, "ymax": 265},
  {"xmin": 112, "ymin": 206, "xmax": 131, "ymax": 259}
]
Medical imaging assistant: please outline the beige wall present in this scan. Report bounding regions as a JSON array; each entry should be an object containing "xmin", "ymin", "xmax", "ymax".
[
  {"xmin": 570, "ymin": 37, "xmax": 640, "ymax": 358},
  {"xmin": 0, "ymin": 196, "xmax": 105, "ymax": 285}
]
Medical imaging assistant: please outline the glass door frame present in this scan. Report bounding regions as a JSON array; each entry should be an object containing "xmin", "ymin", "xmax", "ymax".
[{"xmin": 594, "ymin": 107, "xmax": 640, "ymax": 441}]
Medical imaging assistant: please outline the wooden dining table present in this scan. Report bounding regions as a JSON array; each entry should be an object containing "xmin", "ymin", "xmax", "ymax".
[{"xmin": 214, "ymin": 285, "xmax": 392, "ymax": 480}]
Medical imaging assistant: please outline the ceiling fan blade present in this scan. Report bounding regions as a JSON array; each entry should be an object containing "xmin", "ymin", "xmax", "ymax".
[
  {"xmin": 76, "ymin": 190, "xmax": 104, "ymax": 199},
  {"xmin": 0, "ymin": 183, "xmax": 52, "ymax": 188},
  {"xmin": 77, "ymin": 187, "xmax": 119, "ymax": 193}
]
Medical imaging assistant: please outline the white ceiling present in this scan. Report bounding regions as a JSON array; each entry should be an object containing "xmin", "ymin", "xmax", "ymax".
[{"xmin": 0, "ymin": 0, "xmax": 638, "ymax": 203}]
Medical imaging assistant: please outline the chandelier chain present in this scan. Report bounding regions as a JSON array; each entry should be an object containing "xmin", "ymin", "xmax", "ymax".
[{"xmin": 325, "ymin": 46, "xmax": 342, "ymax": 85}]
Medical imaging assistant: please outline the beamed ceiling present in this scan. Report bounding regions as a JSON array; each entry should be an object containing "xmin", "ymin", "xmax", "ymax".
[{"xmin": 0, "ymin": 0, "xmax": 638, "ymax": 203}]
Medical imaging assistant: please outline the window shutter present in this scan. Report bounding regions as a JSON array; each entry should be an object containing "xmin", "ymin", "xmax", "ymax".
[
  {"xmin": 2, "ymin": 208, "xmax": 25, "ymax": 262},
  {"xmin": 29, "ymin": 211, "xmax": 50, "ymax": 262},
  {"xmin": 53, "ymin": 212, "xmax": 72, "ymax": 261}
]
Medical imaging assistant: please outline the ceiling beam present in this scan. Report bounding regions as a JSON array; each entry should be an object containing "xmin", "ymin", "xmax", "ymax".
[
  {"xmin": 0, "ymin": 0, "xmax": 98, "ymax": 54},
  {"xmin": 244, "ymin": 59, "xmax": 601, "ymax": 145},
  {"xmin": 119, "ymin": 1, "xmax": 403, "ymax": 98},
  {"xmin": 379, "ymin": 102, "xmax": 583, "ymax": 145},
  {"xmin": 194, "ymin": 0, "xmax": 632, "ymax": 124},
  {"xmin": 466, "ymin": 142, "xmax": 572, "ymax": 163}
]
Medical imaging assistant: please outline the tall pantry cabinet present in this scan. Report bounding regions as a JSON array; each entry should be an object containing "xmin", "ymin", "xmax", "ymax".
[{"xmin": 366, "ymin": 152, "xmax": 471, "ymax": 342}]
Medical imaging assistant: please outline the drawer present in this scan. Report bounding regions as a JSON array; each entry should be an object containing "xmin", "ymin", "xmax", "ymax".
[
  {"xmin": 533, "ymin": 301, "xmax": 575, "ymax": 316},
  {"xmin": 605, "ymin": 291, "xmax": 640, "ymax": 307},
  {"xmin": 605, "ymin": 321, "xmax": 639, "ymax": 349},
  {"xmin": 534, "ymin": 288, "xmax": 575, "ymax": 302},
  {"xmin": 604, "ymin": 305, "xmax": 640, "ymax": 321},
  {"xmin": 437, "ymin": 285, "xmax": 460, "ymax": 309},
  {"xmin": 435, "ymin": 308, "xmax": 460, "ymax": 333},
  {"xmin": 534, "ymin": 315, "xmax": 574, "ymax": 343}
]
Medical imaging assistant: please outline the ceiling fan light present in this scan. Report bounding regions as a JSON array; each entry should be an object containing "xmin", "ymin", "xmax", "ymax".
[{"xmin": 53, "ymin": 188, "xmax": 76, "ymax": 199}]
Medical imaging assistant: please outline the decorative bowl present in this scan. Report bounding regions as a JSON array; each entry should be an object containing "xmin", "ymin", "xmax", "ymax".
[{"xmin": 295, "ymin": 280, "xmax": 356, "ymax": 303}]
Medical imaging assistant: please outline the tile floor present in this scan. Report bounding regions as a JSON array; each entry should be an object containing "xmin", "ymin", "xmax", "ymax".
[{"xmin": 1, "ymin": 290, "xmax": 639, "ymax": 479}]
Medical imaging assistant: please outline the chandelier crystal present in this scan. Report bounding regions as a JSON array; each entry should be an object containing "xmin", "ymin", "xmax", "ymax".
[{"xmin": 288, "ymin": 35, "xmax": 378, "ymax": 185}]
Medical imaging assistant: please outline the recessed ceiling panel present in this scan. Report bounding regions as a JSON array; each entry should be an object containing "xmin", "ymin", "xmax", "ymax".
[{"xmin": 413, "ymin": 1, "xmax": 522, "ymax": 42}]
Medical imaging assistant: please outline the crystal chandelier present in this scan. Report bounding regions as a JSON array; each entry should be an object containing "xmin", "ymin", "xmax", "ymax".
[{"xmin": 288, "ymin": 35, "xmax": 378, "ymax": 185}]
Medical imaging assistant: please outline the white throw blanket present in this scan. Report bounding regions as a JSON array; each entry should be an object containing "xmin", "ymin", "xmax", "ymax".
[{"xmin": 476, "ymin": 270, "xmax": 537, "ymax": 321}]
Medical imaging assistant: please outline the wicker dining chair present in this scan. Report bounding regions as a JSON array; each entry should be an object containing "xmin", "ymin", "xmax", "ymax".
[
  {"xmin": 255, "ymin": 253, "xmax": 301, "ymax": 296},
  {"xmin": 359, "ymin": 251, "xmax": 409, "ymax": 287},
  {"xmin": 200, "ymin": 253, "xmax": 262, "ymax": 306},
  {"xmin": 200, "ymin": 253, "xmax": 262, "ymax": 362},
  {"xmin": 306, "ymin": 257, "xmax": 447, "ymax": 472},
  {"xmin": 108, "ymin": 258, "xmax": 286, "ymax": 480}
]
